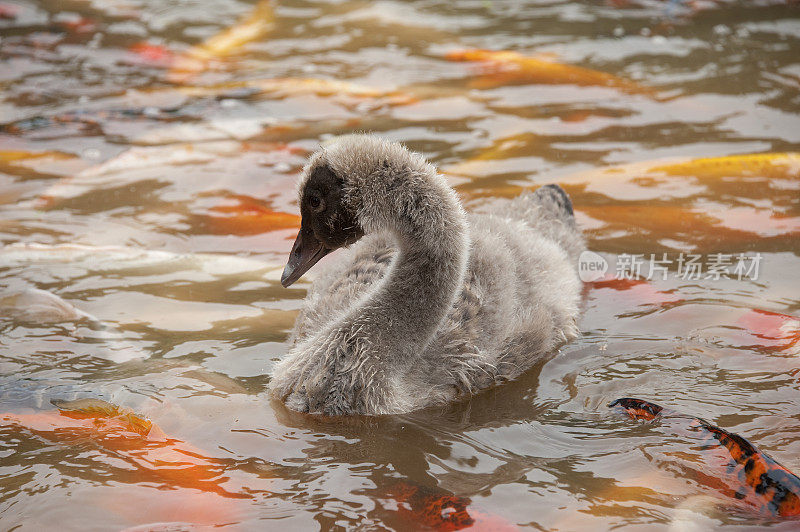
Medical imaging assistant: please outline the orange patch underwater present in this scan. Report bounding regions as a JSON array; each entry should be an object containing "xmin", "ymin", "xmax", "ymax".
[
  {"xmin": 199, "ymin": 195, "xmax": 301, "ymax": 236},
  {"xmin": 385, "ymin": 481, "xmax": 518, "ymax": 531}
]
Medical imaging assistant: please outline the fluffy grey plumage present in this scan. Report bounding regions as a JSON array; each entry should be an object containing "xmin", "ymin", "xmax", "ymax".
[{"xmin": 270, "ymin": 135, "xmax": 585, "ymax": 415}]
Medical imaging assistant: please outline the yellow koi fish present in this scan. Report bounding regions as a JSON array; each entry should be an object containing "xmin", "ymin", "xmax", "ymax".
[
  {"xmin": 0, "ymin": 149, "xmax": 87, "ymax": 178},
  {"xmin": 168, "ymin": 0, "xmax": 274, "ymax": 82},
  {"xmin": 445, "ymin": 133, "xmax": 539, "ymax": 179},
  {"xmin": 648, "ymin": 152, "xmax": 800, "ymax": 179},
  {"xmin": 559, "ymin": 152, "xmax": 800, "ymax": 186},
  {"xmin": 445, "ymin": 49, "xmax": 654, "ymax": 95}
]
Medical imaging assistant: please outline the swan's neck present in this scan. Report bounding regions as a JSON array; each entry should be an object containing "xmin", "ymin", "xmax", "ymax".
[{"xmin": 348, "ymin": 173, "xmax": 469, "ymax": 357}]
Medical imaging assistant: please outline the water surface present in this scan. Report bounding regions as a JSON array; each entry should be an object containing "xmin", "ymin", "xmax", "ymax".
[{"xmin": 1, "ymin": 0, "xmax": 799, "ymax": 530}]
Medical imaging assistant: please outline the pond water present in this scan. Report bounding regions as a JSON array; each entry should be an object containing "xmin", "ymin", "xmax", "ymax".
[{"xmin": 1, "ymin": 0, "xmax": 799, "ymax": 530}]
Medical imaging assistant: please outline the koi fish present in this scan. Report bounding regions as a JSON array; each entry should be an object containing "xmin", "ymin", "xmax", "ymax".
[
  {"xmin": 445, "ymin": 49, "xmax": 653, "ymax": 95},
  {"xmin": 609, "ymin": 398, "xmax": 800, "ymax": 518},
  {"xmin": 0, "ymin": 399, "xmax": 238, "ymax": 495},
  {"xmin": 589, "ymin": 274, "xmax": 681, "ymax": 307},
  {"xmin": 198, "ymin": 195, "xmax": 301, "ymax": 236},
  {"xmin": 0, "ymin": 242, "xmax": 276, "ymax": 276},
  {"xmin": 167, "ymin": 0, "xmax": 274, "ymax": 82},
  {"xmin": 458, "ymin": 152, "xmax": 800, "ymax": 201},
  {"xmin": 127, "ymin": 42, "xmax": 177, "ymax": 68},
  {"xmin": 0, "ymin": 149, "xmax": 88, "ymax": 179},
  {"xmin": 133, "ymin": 78, "xmax": 414, "ymax": 107},
  {"xmin": 557, "ymin": 152, "xmax": 800, "ymax": 198},
  {"xmin": 0, "ymin": 286, "xmax": 98, "ymax": 323},
  {"xmin": 0, "ymin": 399, "xmax": 266, "ymax": 530},
  {"xmin": 445, "ymin": 132, "xmax": 540, "ymax": 179},
  {"xmin": 3, "ymin": 83, "xmax": 405, "ymax": 139},
  {"xmin": 647, "ymin": 152, "xmax": 800, "ymax": 179},
  {"xmin": 0, "ymin": 149, "xmax": 70, "ymax": 165},
  {"xmin": 577, "ymin": 204, "xmax": 800, "ymax": 244},
  {"xmin": 386, "ymin": 481, "xmax": 518, "ymax": 531},
  {"xmin": 735, "ymin": 309, "xmax": 800, "ymax": 355},
  {"xmin": 0, "ymin": 3, "xmax": 19, "ymax": 19},
  {"xmin": 55, "ymin": 13, "xmax": 97, "ymax": 34}
]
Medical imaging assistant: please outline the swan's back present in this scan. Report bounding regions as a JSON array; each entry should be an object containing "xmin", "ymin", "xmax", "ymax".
[{"xmin": 289, "ymin": 183, "xmax": 584, "ymax": 400}]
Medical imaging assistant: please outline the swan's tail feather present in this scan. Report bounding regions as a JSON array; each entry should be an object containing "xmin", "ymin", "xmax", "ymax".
[
  {"xmin": 532, "ymin": 183, "xmax": 574, "ymax": 219},
  {"xmin": 497, "ymin": 184, "xmax": 583, "ymax": 262}
]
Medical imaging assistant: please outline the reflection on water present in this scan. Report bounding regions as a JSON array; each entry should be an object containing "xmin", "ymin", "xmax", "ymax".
[{"xmin": 1, "ymin": 0, "xmax": 798, "ymax": 529}]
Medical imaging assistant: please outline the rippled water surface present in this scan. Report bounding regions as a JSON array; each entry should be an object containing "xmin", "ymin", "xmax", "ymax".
[{"xmin": 1, "ymin": 0, "xmax": 799, "ymax": 530}]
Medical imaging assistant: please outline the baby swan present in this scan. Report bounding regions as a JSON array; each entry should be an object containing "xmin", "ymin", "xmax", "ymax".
[{"xmin": 271, "ymin": 135, "xmax": 584, "ymax": 415}]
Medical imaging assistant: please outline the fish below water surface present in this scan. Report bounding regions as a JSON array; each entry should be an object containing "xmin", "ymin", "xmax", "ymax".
[{"xmin": 610, "ymin": 398, "xmax": 800, "ymax": 518}]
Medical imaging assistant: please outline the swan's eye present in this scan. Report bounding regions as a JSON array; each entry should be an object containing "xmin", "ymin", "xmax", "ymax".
[{"xmin": 308, "ymin": 195, "xmax": 325, "ymax": 213}]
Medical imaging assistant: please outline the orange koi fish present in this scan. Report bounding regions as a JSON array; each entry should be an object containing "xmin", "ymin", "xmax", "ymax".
[
  {"xmin": 0, "ymin": 399, "xmax": 246, "ymax": 503},
  {"xmin": 589, "ymin": 274, "xmax": 681, "ymax": 306},
  {"xmin": 609, "ymin": 398, "xmax": 800, "ymax": 518},
  {"xmin": 578, "ymin": 204, "xmax": 800, "ymax": 242},
  {"xmin": 200, "ymin": 194, "xmax": 301, "ymax": 236},
  {"xmin": 127, "ymin": 42, "xmax": 176, "ymax": 68},
  {"xmin": 386, "ymin": 481, "xmax": 518, "ymax": 531},
  {"xmin": 0, "ymin": 3, "xmax": 19, "ymax": 19},
  {"xmin": 168, "ymin": 0, "xmax": 274, "ymax": 82},
  {"xmin": 735, "ymin": 309, "xmax": 800, "ymax": 355},
  {"xmin": 228, "ymin": 78, "xmax": 415, "ymax": 104},
  {"xmin": 55, "ymin": 13, "xmax": 97, "ymax": 34},
  {"xmin": 445, "ymin": 49, "xmax": 653, "ymax": 95}
]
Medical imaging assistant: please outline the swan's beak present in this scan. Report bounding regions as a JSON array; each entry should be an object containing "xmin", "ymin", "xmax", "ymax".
[{"xmin": 281, "ymin": 229, "xmax": 331, "ymax": 287}]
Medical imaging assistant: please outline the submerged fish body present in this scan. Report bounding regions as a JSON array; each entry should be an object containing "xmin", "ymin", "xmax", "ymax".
[
  {"xmin": 735, "ymin": 309, "xmax": 800, "ymax": 355},
  {"xmin": 0, "ymin": 149, "xmax": 88, "ymax": 178},
  {"xmin": 445, "ymin": 48, "xmax": 653, "ymax": 95},
  {"xmin": 459, "ymin": 152, "xmax": 800, "ymax": 201},
  {"xmin": 589, "ymin": 274, "xmax": 682, "ymax": 307},
  {"xmin": 610, "ymin": 398, "xmax": 800, "ymax": 518},
  {"xmin": 0, "ymin": 398, "xmax": 249, "ymax": 525},
  {"xmin": 647, "ymin": 152, "xmax": 800, "ymax": 180},
  {"xmin": 386, "ymin": 481, "xmax": 518, "ymax": 531},
  {"xmin": 553, "ymin": 152, "xmax": 800, "ymax": 251},
  {"xmin": 200, "ymin": 194, "xmax": 300, "ymax": 236},
  {"xmin": 558, "ymin": 152, "xmax": 800, "ymax": 193},
  {"xmin": 167, "ymin": 0, "xmax": 275, "ymax": 82}
]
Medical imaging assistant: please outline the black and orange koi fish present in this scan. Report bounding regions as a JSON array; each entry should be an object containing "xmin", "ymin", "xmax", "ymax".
[{"xmin": 609, "ymin": 397, "xmax": 800, "ymax": 518}]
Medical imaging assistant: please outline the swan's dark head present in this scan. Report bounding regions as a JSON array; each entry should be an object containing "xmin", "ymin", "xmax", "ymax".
[
  {"xmin": 281, "ymin": 145, "xmax": 363, "ymax": 287},
  {"xmin": 281, "ymin": 134, "xmax": 439, "ymax": 288}
]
